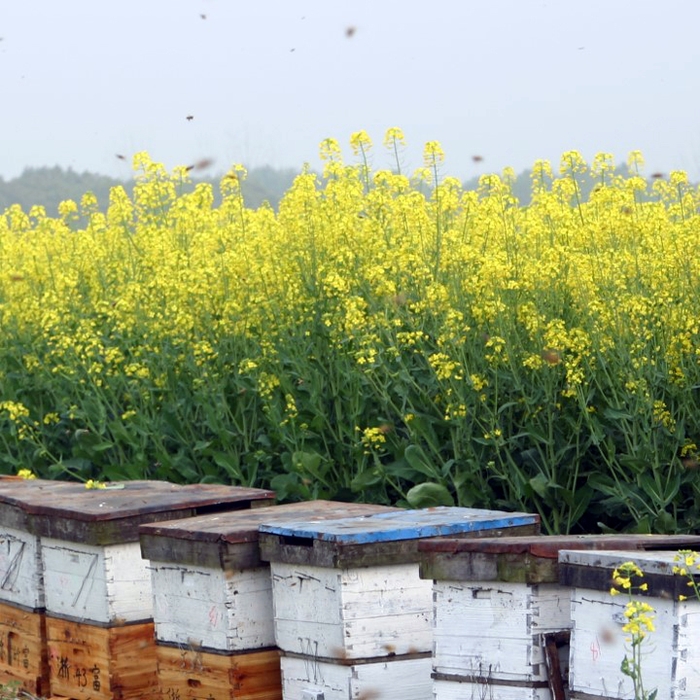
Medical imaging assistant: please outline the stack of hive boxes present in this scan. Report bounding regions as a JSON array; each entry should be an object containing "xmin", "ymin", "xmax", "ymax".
[
  {"xmin": 140, "ymin": 500, "xmax": 397, "ymax": 700},
  {"xmin": 0, "ymin": 478, "xmax": 274, "ymax": 699},
  {"xmin": 418, "ymin": 534, "xmax": 700, "ymax": 700},
  {"xmin": 258, "ymin": 506, "xmax": 540, "ymax": 700}
]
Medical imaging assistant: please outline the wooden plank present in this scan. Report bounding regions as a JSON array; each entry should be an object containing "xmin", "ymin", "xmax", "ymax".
[
  {"xmin": 140, "ymin": 500, "xmax": 396, "ymax": 570},
  {"xmin": 259, "ymin": 507, "xmax": 539, "ymax": 544},
  {"xmin": 280, "ymin": 653, "xmax": 433, "ymax": 700},
  {"xmin": 0, "ymin": 601, "xmax": 49, "ymax": 697},
  {"xmin": 0, "ymin": 480, "xmax": 274, "ymax": 545},
  {"xmin": 420, "ymin": 534, "xmax": 700, "ymax": 584},
  {"xmin": 419, "ymin": 533, "xmax": 700, "ymax": 556},
  {"xmin": 559, "ymin": 549, "xmax": 700, "ymax": 598},
  {"xmin": 156, "ymin": 643, "xmax": 282, "ymax": 700},
  {"xmin": 46, "ymin": 616, "xmax": 158, "ymax": 700}
]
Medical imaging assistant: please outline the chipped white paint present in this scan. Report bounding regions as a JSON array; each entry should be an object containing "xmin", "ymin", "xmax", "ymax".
[
  {"xmin": 281, "ymin": 654, "xmax": 432, "ymax": 700},
  {"xmin": 433, "ymin": 581, "xmax": 571, "ymax": 683},
  {"xmin": 41, "ymin": 538, "xmax": 151, "ymax": 623},
  {"xmin": 0, "ymin": 527, "xmax": 43, "ymax": 609},
  {"xmin": 569, "ymin": 586, "xmax": 700, "ymax": 699},
  {"xmin": 149, "ymin": 562, "xmax": 275, "ymax": 651},
  {"xmin": 271, "ymin": 561, "xmax": 433, "ymax": 659},
  {"xmin": 433, "ymin": 679, "xmax": 552, "ymax": 699}
]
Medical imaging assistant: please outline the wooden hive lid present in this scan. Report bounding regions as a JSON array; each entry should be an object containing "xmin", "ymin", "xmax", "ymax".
[
  {"xmin": 0, "ymin": 479, "xmax": 275, "ymax": 545},
  {"xmin": 139, "ymin": 500, "xmax": 397, "ymax": 569},
  {"xmin": 418, "ymin": 533, "xmax": 700, "ymax": 583},
  {"xmin": 559, "ymin": 547, "xmax": 700, "ymax": 598},
  {"xmin": 258, "ymin": 506, "xmax": 540, "ymax": 568}
]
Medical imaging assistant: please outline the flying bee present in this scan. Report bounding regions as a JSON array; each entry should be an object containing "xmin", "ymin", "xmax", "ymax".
[{"xmin": 186, "ymin": 158, "xmax": 215, "ymax": 172}]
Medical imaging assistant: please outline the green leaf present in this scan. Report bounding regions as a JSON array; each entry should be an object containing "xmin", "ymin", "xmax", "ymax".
[
  {"xmin": 292, "ymin": 450, "xmax": 323, "ymax": 474},
  {"xmin": 404, "ymin": 445, "xmax": 438, "ymax": 478},
  {"xmin": 350, "ymin": 468, "xmax": 383, "ymax": 491},
  {"xmin": 603, "ymin": 407, "xmax": 634, "ymax": 421},
  {"xmin": 529, "ymin": 473, "xmax": 550, "ymax": 498},
  {"xmin": 406, "ymin": 482, "xmax": 454, "ymax": 508},
  {"xmin": 638, "ymin": 472, "xmax": 681, "ymax": 508}
]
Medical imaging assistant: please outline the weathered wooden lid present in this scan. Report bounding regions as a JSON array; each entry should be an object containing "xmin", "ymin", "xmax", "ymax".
[
  {"xmin": 139, "ymin": 500, "xmax": 397, "ymax": 569},
  {"xmin": 419, "ymin": 534, "xmax": 700, "ymax": 583},
  {"xmin": 0, "ymin": 479, "xmax": 274, "ymax": 545},
  {"xmin": 559, "ymin": 547, "xmax": 700, "ymax": 598},
  {"xmin": 259, "ymin": 507, "xmax": 540, "ymax": 568}
]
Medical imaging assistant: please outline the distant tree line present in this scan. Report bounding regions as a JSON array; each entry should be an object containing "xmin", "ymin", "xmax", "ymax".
[
  {"xmin": 0, "ymin": 161, "xmax": 667, "ymax": 216},
  {"xmin": 0, "ymin": 165, "xmax": 301, "ymax": 216}
]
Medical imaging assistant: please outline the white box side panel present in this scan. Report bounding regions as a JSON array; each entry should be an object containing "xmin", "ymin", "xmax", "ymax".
[
  {"xmin": 150, "ymin": 562, "xmax": 275, "ymax": 651},
  {"xmin": 569, "ymin": 587, "xmax": 677, "ymax": 699},
  {"xmin": 271, "ymin": 562, "xmax": 432, "ymax": 659},
  {"xmin": 42, "ymin": 538, "xmax": 151, "ymax": 622},
  {"xmin": 668, "ymin": 602, "xmax": 700, "ymax": 699},
  {"xmin": 0, "ymin": 527, "xmax": 44, "ymax": 609},
  {"xmin": 433, "ymin": 678, "xmax": 552, "ymax": 700},
  {"xmin": 104, "ymin": 541, "xmax": 153, "ymax": 621},
  {"xmin": 433, "ymin": 581, "xmax": 570, "ymax": 681},
  {"xmin": 281, "ymin": 654, "xmax": 432, "ymax": 700}
]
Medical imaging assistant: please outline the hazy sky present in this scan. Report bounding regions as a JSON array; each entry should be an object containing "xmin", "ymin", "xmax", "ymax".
[{"xmin": 2, "ymin": 1, "xmax": 700, "ymax": 182}]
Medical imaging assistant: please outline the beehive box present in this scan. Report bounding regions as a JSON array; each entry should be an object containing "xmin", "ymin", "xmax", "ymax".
[
  {"xmin": 140, "ymin": 500, "xmax": 396, "ymax": 652},
  {"xmin": 46, "ymin": 615, "xmax": 157, "ymax": 700},
  {"xmin": 0, "ymin": 479, "xmax": 274, "ymax": 699},
  {"xmin": 280, "ymin": 653, "xmax": 433, "ymax": 700},
  {"xmin": 0, "ymin": 600, "xmax": 49, "ymax": 696},
  {"xmin": 0, "ymin": 478, "xmax": 88, "ymax": 610},
  {"xmin": 419, "ymin": 534, "xmax": 700, "ymax": 700},
  {"xmin": 259, "ymin": 507, "xmax": 539, "ymax": 667},
  {"xmin": 22, "ymin": 480, "xmax": 274, "ymax": 624},
  {"xmin": 156, "ymin": 644, "xmax": 282, "ymax": 700},
  {"xmin": 560, "ymin": 548, "xmax": 700, "ymax": 700}
]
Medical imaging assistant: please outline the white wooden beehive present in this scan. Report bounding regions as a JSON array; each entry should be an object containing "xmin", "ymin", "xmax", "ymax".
[
  {"xmin": 25, "ymin": 480, "xmax": 274, "ymax": 625},
  {"xmin": 561, "ymin": 548, "xmax": 700, "ymax": 700},
  {"xmin": 260, "ymin": 507, "xmax": 540, "ymax": 665},
  {"xmin": 281, "ymin": 653, "xmax": 433, "ymax": 700},
  {"xmin": 420, "ymin": 533, "xmax": 700, "ymax": 700},
  {"xmin": 140, "ymin": 501, "xmax": 397, "ymax": 652},
  {"xmin": 0, "ymin": 526, "xmax": 44, "ymax": 610}
]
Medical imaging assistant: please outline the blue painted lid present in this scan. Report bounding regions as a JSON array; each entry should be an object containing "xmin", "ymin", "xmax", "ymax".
[{"xmin": 258, "ymin": 506, "xmax": 538, "ymax": 545}]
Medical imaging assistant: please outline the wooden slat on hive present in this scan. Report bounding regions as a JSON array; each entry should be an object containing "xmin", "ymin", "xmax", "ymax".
[{"xmin": 419, "ymin": 533, "xmax": 700, "ymax": 583}]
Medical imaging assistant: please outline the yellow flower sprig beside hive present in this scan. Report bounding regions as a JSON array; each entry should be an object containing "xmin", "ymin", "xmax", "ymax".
[
  {"xmin": 610, "ymin": 561, "xmax": 657, "ymax": 700},
  {"xmin": 672, "ymin": 550, "xmax": 700, "ymax": 601}
]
